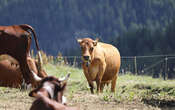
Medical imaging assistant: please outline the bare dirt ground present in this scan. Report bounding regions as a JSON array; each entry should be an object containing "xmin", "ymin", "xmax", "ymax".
[
  {"xmin": 0, "ymin": 87, "xmax": 175, "ymax": 110},
  {"xmin": 67, "ymin": 91, "xmax": 160, "ymax": 110}
]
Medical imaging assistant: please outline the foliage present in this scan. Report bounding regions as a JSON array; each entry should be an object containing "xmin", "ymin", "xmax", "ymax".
[
  {"xmin": 0, "ymin": 0, "xmax": 175, "ymax": 56},
  {"xmin": 111, "ymin": 19, "xmax": 175, "ymax": 56}
]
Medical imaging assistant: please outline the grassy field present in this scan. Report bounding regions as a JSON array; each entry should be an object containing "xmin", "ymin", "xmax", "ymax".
[{"xmin": 0, "ymin": 63, "xmax": 175, "ymax": 110}]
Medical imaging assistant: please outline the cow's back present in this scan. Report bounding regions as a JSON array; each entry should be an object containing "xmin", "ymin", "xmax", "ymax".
[
  {"xmin": 97, "ymin": 42, "xmax": 120, "ymax": 82},
  {"xmin": 0, "ymin": 25, "xmax": 27, "ymax": 37},
  {"xmin": 0, "ymin": 25, "xmax": 29, "ymax": 54}
]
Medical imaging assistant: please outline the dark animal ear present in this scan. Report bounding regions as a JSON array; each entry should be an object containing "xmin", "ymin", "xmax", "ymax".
[
  {"xmin": 93, "ymin": 38, "xmax": 99, "ymax": 46},
  {"xmin": 77, "ymin": 38, "xmax": 82, "ymax": 44},
  {"xmin": 29, "ymin": 89, "xmax": 38, "ymax": 97}
]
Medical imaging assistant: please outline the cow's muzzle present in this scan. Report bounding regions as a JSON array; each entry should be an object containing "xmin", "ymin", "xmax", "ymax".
[
  {"xmin": 83, "ymin": 56, "xmax": 90, "ymax": 61},
  {"xmin": 82, "ymin": 56, "xmax": 91, "ymax": 67}
]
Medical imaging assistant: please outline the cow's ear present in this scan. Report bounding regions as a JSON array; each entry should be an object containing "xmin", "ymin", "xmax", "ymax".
[
  {"xmin": 29, "ymin": 89, "xmax": 38, "ymax": 97},
  {"xmin": 93, "ymin": 38, "xmax": 99, "ymax": 46},
  {"xmin": 77, "ymin": 38, "xmax": 82, "ymax": 44}
]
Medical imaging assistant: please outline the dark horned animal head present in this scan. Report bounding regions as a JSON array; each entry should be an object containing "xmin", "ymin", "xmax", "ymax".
[{"xmin": 29, "ymin": 73, "xmax": 70, "ymax": 104}]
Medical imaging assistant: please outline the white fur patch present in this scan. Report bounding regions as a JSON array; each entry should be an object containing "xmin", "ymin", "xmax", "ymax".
[
  {"xmin": 62, "ymin": 96, "xmax": 67, "ymax": 104},
  {"xmin": 27, "ymin": 84, "xmax": 32, "ymax": 89},
  {"xmin": 43, "ymin": 82, "xmax": 54, "ymax": 99}
]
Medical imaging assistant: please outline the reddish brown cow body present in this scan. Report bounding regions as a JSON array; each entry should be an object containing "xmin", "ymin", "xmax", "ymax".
[
  {"xmin": 0, "ymin": 60, "xmax": 22, "ymax": 88},
  {"xmin": 0, "ymin": 24, "xmax": 42, "ymax": 85},
  {"xmin": 29, "ymin": 74, "xmax": 78, "ymax": 110},
  {"xmin": 0, "ymin": 57, "xmax": 47, "ymax": 88},
  {"xmin": 77, "ymin": 38, "xmax": 121, "ymax": 94}
]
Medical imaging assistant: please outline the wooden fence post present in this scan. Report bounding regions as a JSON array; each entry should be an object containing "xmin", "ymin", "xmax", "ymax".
[
  {"xmin": 134, "ymin": 56, "xmax": 137, "ymax": 75},
  {"xmin": 73, "ymin": 56, "xmax": 76, "ymax": 67},
  {"xmin": 164, "ymin": 56, "xmax": 168, "ymax": 80}
]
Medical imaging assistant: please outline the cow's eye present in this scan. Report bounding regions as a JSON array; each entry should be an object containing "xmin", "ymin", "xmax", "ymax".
[{"xmin": 90, "ymin": 47, "xmax": 94, "ymax": 51}]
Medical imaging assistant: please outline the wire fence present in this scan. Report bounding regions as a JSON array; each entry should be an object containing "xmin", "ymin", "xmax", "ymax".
[
  {"xmin": 121, "ymin": 55, "xmax": 175, "ymax": 80},
  {"xmin": 1, "ymin": 53, "xmax": 174, "ymax": 80},
  {"xmin": 51, "ymin": 54, "xmax": 175, "ymax": 80}
]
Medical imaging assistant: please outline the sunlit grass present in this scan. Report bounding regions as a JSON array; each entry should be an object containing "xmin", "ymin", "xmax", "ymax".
[
  {"xmin": 44, "ymin": 64, "xmax": 175, "ymax": 105},
  {"xmin": 44, "ymin": 63, "xmax": 84, "ymax": 81},
  {"xmin": 43, "ymin": 64, "xmax": 88, "ymax": 96},
  {"xmin": 44, "ymin": 64, "xmax": 175, "ymax": 98},
  {"xmin": 0, "ymin": 63, "xmax": 175, "ymax": 109}
]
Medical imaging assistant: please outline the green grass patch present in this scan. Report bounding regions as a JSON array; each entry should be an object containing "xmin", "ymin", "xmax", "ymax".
[
  {"xmin": 113, "ymin": 74, "xmax": 175, "ymax": 107},
  {"xmin": 44, "ymin": 64, "xmax": 175, "ymax": 106},
  {"xmin": 43, "ymin": 64, "xmax": 89, "ymax": 96},
  {"xmin": 1, "ymin": 64, "xmax": 175, "ymax": 109}
]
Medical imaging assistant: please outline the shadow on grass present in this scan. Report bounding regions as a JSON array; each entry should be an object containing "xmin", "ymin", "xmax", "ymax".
[
  {"xmin": 142, "ymin": 98, "xmax": 175, "ymax": 110},
  {"xmin": 142, "ymin": 98, "xmax": 175, "ymax": 107},
  {"xmin": 133, "ymin": 83, "xmax": 175, "ymax": 109}
]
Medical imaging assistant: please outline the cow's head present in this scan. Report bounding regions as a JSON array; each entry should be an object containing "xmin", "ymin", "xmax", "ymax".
[
  {"xmin": 29, "ymin": 73, "xmax": 70, "ymax": 104},
  {"xmin": 77, "ymin": 38, "xmax": 99, "ymax": 67}
]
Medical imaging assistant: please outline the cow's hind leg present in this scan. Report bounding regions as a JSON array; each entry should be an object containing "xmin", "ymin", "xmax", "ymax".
[{"xmin": 111, "ymin": 75, "xmax": 118, "ymax": 92}]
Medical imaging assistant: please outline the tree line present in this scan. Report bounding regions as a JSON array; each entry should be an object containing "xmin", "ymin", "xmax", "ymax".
[
  {"xmin": 0, "ymin": 0, "xmax": 175, "ymax": 56},
  {"xmin": 112, "ymin": 18, "xmax": 175, "ymax": 56}
]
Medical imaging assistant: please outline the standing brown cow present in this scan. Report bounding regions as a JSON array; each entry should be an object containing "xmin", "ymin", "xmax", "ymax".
[
  {"xmin": 77, "ymin": 38, "xmax": 121, "ymax": 93},
  {"xmin": 0, "ymin": 24, "xmax": 43, "ymax": 85}
]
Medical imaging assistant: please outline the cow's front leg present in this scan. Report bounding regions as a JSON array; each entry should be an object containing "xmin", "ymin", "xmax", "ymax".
[
  {"xmin": 83, "ymin": 67, "xmax": 94, "ymax": 94},
  {"xmin": 86, "ymin": 77, "xmax": 94, "ymax": 94},
  {"xmin": 89, "ymin": 81, "xmax": 94, "ymax": 94},
  {"xmin": 96, "ymin": 61, "xmax": 106, "ymax": 94}
]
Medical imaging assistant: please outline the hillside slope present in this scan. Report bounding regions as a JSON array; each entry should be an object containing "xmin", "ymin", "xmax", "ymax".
[{"xmin": 0, "ymin": 0, "xmax": 175, "ymax": 55}]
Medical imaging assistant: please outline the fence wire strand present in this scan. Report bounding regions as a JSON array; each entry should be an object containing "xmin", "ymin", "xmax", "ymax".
[{"xmin": 53, "ymin": 54, "xmax": 175, "ymax": 80}]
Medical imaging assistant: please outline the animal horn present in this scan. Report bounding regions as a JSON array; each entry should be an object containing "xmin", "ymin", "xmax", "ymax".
[
  {"xmin": 31, "ymin": 70, "xmax": 42, "ymax": 81},
  {"xmin": 59, "ymin": 73, "xmax": 70, "ymax": 83},
  {"xmin": 37, "ymin": 51, "xmax": 43, "ymax": 72},
  {"xmin": 77, "ymin": 38, "xmax": 82, "ymax": 43}
]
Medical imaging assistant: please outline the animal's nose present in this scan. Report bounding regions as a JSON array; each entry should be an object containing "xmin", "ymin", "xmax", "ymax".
[{"xmin": 83, "ymin": 56, "xmax": 89, "ymax": 61}]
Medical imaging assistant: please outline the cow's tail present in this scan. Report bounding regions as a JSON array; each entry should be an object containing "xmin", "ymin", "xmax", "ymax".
[{"xmin": 19, "ymin": 24, "xmax": 43, "ymax": 72}]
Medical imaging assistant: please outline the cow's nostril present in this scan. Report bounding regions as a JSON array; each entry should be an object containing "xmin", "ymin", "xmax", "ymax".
[{"xmin": 83, "ymin": 56, "xmax": 89, "ymax": 61}]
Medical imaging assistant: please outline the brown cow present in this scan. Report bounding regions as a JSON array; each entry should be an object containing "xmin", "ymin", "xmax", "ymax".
[
  {"xmin": 29, "ymin": 73, "xmax": 79, "ymax": 110},
  {"xmin": 0, "ymin": 57, "xmax": 47, "ymax": 88},
  {"xmin": 0, "ymin": 24, "xmax": 43, "ymax": 85},
  {"xmin": 77, "ymin": 38, "xmax": 121, "ymax": 93}
]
